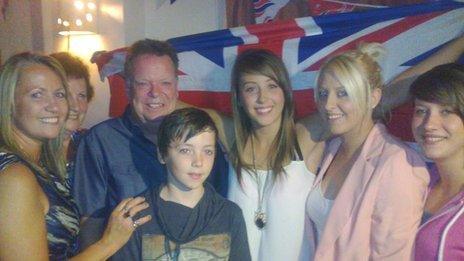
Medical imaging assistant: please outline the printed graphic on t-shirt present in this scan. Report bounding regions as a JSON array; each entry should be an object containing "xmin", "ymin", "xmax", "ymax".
[{"xmin": 142, "ymin": 233, "xmax": 231, "ymax": 260}]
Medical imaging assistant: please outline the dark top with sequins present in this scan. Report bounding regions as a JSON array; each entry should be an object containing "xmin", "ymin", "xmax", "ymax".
[{"xmin": 0, "ymin": 152, "xmax": 80, "ymax": 260}]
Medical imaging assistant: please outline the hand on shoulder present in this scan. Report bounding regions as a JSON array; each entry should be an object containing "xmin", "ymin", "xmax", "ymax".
[{"xmin": 98, "ymin": 197, "xmax": 152, "ymax": 254}]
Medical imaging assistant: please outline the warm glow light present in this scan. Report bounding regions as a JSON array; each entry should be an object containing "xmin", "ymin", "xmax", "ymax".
[
  {"xmin": 76, "ymin": 19, "xmax": 83, "ymax": 26},
  {"xmin": 87, "ymin": 2, "xmax": 96, "ymax": 10},
  {"xmin": 86, "ymin": 13, "xmax": 93, "ymax": 22},
  {"xmin": 58, "ymin": 34, "xmax": 105, "ymax": 59},
  {"xmin": 63, "ymin": 20, "xmax": 70, "ymax": 27},
  {"xmin": 74, "ymin": 1, "xmax": 84, "ymax": 10},
  {"xmin": 57, "ymin": 18, "xmax": 62, "ymax": 24},
  {"xmin": 101, "ymin": 3, "xmax": 123, "ymax": 22},
  {"xmin": 58, "ymin": 31, "xmax": 96, "ymax": 36}
]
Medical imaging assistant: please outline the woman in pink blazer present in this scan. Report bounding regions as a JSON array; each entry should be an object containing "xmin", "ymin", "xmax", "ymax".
[
  {"xmin": 303, "ymin": 43, "xmax": 430, "ymax": 261},
  {"xmin": 411, "ymin": 63, "xmax": 464, "ymax": 261}
]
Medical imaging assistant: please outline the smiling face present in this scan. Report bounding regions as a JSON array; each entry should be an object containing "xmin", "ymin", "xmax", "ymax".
[
  {"xmin": 13, "ymin": 64, "xmax": 68, "ymax": 144},
  {"xmin": 412, "ymin": 99, "xmax": 464, "ymax": 163},
  {"xmin": 317, "ymin": 72, "xmax": 361, "ymax": 137},
  {"xmin": 130, "ymin": 54, "xmax": 178, "ymax": 123},
  {"xmin": 160, "ymin": 131, "xmax": 216, "ymax": 192},
  {"xmin": 239, "ymin": 73, "xmax": 285, "ymax": 130},
  {"xmin": 317, "ymin": 71, "xmax": 380, "ymax": 139},
  {"xmin": 64, "ymin": 77, "xmax": 88, "ymax": 137}
]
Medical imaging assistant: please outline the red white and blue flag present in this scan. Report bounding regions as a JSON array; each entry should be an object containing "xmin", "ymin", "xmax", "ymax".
[{"xmin": 93, "ymin": 1, "xmax": 464, "ymax": 141}]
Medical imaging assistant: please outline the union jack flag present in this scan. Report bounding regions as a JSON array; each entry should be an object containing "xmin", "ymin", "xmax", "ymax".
[{"xmin": 93, "ymin": 1, "xmax": 464, "ymax": 141}]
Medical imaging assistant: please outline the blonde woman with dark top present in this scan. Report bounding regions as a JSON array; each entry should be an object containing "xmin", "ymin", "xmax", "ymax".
[{"xmin": 0, "ymin": 53, "xmax": 150, "ymax": 260}]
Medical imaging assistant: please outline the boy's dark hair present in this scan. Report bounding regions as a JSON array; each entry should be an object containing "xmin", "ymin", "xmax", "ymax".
[
  {"xmin": 411, "ymin": 63, "xmax": 464, "ymax": 119},
  {"xmin": 50, "ymin": 52, "xmax": 94, "ymax": 101},
  {"xmin": 158, "ymin": 108, "xmax": 218, "ymax": 158},
  {"xmin": 124, "ymin": 38, "xmax": 179, "ymax": 85}
]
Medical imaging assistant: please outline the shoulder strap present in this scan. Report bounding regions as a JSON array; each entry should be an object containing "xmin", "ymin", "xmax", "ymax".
[
  {"xmin": 294, "ymin": 137, "xmax": 303, "ymax": 161},
  {"xmin": 0, "ymin": 152, "xmax": 22, "ymax": 172}
]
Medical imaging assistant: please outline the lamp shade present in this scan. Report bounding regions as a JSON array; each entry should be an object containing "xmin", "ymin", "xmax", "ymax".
[{"xmin": 56, "ymin": 0, "xmax": 98, "ymax": 36}]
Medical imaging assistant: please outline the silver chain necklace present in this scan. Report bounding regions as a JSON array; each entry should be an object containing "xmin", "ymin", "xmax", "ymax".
[{"xmin": 251, "ymin": 136, "xmax": 268, "ymax": 229}]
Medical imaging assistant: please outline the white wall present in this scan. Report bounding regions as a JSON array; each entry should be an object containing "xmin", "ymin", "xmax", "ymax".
[
  {"xmin": 123, "ymin": 0, "xmax": 145, "ymax": 44},
  {"xmin": 0, "ymin": 0, "xmax": 34, "ymax": 61},
  {"xmin": 0, "ymin": 0, "xmax": 225, "ymax": 128},
  {"xmin": 144, "ymin": 0, "xmax": 225, "ymax": 40}
]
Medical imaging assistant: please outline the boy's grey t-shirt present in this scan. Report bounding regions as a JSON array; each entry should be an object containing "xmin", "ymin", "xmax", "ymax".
[{"xmin": 111, "ymin": 184, "xmax": 251, "ymax": 261}]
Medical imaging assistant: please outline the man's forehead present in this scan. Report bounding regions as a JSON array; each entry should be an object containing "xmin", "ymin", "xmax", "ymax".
[
  {"xmin": 133, "ymin": 54, "xmax": 173, "ymax": 68},
  {"xmin": 132, "ymin": 54, "xmax": 177, "ymax": 77}
]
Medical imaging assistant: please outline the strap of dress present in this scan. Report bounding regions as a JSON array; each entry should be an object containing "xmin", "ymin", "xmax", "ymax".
[
  {"xmin": 0, "ymin": 152, "xmax": 46, "ymax": 181},
  {"xmin": 294, "ymin": 137, "xmax": 304, "ymax": 161},
  {"xmin": 0, "ymin": 152, "xmax": 22, "ymax": 172}
]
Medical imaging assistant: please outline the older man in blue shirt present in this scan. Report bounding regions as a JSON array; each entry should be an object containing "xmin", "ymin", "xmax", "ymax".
[{"xmin": 72, "ymin": 39, "xmax": 228, "ymax": 249}]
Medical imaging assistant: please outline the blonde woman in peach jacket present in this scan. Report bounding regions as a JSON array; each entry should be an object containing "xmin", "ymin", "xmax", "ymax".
[{"xmin": 303, "ymin": 43, "xmax": 430, "ymax": 260}]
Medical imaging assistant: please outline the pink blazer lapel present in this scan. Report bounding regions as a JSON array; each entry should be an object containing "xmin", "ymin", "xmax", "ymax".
[{"xmin": 316, "ymin": 124, "xmax": 387, "ymax": 253}]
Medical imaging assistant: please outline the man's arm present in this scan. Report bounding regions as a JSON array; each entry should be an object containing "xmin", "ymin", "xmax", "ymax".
[
  {"xmin": 78, "ymin": 217, "xmax": 106, "ymax": 251},
  {"xmin": 72, "ymin": 131, "xmax": 110, "ymax": 250},
  {"xmin": 381, "ymin": 35, "xmax": 464, "ymax": 111}
]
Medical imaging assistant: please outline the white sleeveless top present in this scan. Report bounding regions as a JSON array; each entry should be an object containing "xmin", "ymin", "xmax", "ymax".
[
  {"xmin": 228, "ymin": 161, "xmax": 315, "ymax": 261},
  {"xmin": 306, "ymin": 182, "xmax": 334, "ymax": 244}
]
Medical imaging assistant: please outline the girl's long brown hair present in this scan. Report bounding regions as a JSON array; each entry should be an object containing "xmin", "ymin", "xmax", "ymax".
[{"xmin": 229, "ymin": 49, "xmax": 297, "ymax": 182}]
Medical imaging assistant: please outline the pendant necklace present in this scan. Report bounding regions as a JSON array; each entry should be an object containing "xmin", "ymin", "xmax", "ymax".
[{"xmin": 251, "ymin": 136, "xmax": 268, "ymax": 229}]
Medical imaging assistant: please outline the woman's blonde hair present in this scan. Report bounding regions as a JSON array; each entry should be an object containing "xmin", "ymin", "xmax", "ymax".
[
  {"xmin": 316, "ymin": 42, "xmax": 385, "ymax": 119},
  {"xmin": 0, "ymin": 53, "xmax": 69, "ymax": 179},
  {"xmin": 230, "ymin": 49, "xmax": 297, "ymax": 182}
]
